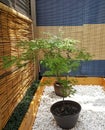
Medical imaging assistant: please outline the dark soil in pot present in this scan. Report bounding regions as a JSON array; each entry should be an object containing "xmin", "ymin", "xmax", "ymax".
[{"xmin": 50, "ymin": 100, "xmax": 81, "ymax": 129}]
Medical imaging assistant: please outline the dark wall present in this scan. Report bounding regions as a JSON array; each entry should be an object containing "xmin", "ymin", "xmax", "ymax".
[
  {"xmin": 40, "ymin": 60, "xmax": 105, "ymax": 77},
  {"xmin": 70, "ymin": 60, "xmax": 105, "ymax": 77},
  {"xmin": 36, "ymin": 0, "xmax": 83, "ymax": 26},
  {"xmin": 36, "ymin": 0, "xmax": 105, "ymax": 26},
  {"xmin": 84, "ymin": 0, "xmax": 105, "ymax": 24}
]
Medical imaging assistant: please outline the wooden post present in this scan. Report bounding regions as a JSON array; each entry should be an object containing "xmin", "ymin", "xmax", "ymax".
[
  {"xmin": 30, "ymin": 0, "xmax": 40, "ymax": 80},
  {"xmin": 30, "ymin": 0, "xmax": 36, "ymax": 39}
]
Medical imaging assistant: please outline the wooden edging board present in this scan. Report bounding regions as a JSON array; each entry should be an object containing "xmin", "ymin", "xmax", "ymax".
[
  {"xmin": 19, "ymin": 78, "xmax": 45, "ymax": 130},
  {"xmin": 19, "ymin": 77, "xmax": 105, "ymax": 130}
]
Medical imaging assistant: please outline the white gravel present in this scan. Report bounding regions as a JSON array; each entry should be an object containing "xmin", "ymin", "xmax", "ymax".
[{"xmin": 32, "ymin": 85, "xmax": 105, "ymax": 130}]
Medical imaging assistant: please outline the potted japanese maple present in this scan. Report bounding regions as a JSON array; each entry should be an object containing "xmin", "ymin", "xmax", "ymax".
[
  {"xmin": 3, "ymin": 29, "xmax": 91, "ymax": 129},
  {"xmin": 40, "ymin": 29, "xmax": 91, "ymax": 97},
  {"xmin": 39, "ymin": 30, "xmax": 91, "ymax": 129}
]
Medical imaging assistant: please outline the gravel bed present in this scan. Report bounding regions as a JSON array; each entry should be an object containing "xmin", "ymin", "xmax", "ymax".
[{"xmin": 32, "ymin": 85, "xmax": 105, "ymax": 130}]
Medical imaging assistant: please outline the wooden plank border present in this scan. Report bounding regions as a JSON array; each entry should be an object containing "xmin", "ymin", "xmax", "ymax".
[
  {"xmin": 19, "ymin": 78, "xmax": 45, "ymax": 130},
  {"xmin": 102, "ymin": 78, "xmax": 105, "ymax": 90}
]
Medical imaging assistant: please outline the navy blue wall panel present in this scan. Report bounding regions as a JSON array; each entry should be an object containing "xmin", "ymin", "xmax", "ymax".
[
  {"xmin": 81, "ymin": 60, "xmax": 105, "ymax": 77},
  {"xmin": 36, "ymin": 0, "xmax": 83, "ymax": 26},
  {"xmin": 40, "ymin": 60, "xmax": 105, "ymax": 77},
  {"xmin": 84, "ymin": 0, "xmax": 105, "ymax": 24},
  {"xmin": 36, "ymin": 0, "xmax": 105, "ymax": 25},
  {"xmin": 70, "ymin": 60, "xmax": 105, "ymax": 77}
]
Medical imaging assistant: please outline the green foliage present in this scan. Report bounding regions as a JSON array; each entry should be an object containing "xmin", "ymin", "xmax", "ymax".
[
  {"xmin": 2, "ymin": 39, "xmax": 48, "ymax": 68},
  {"xmin": 40, "ymin": 29, "xmax": 92, "ymax": 98},
  {"xmin": 2, "ymin": 29, "xmax": 92, "ymax": 98},
  {"xmin": 40, "ymin": 29, "xmax": 91, "ymax": 78},
  {"xmin": 2, "ymin": 29, "xmax": 91, "ymax": 70},
  {"xmin": 3, "ymin": 81, "xmax": 39, "ymax": 130}
]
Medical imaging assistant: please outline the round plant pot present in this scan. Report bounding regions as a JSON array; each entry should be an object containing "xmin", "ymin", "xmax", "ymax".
[
  {"xmin": 50, "ymin": 100, "xmax": 81, "ymax": 129},
  {"xmin": 54, "ymin": 82, "xmax": 70, "ymax": 97}
]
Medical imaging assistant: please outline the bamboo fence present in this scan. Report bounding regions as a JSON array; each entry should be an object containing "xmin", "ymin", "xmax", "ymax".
[{"xmin": 0, "ymin": 3, "xmax": 35, "ymax": 130}]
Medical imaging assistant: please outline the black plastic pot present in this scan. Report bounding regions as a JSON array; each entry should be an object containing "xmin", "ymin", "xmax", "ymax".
[{"xmin": 50, "ymin": 100, "xmax": 81, "ymax": 129}]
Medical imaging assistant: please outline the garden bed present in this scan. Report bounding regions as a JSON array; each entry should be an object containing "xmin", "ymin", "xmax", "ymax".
[
  {"xmin": 32, "ymin": 85, "xmax": 105, "ymax": 130},
  {"xmin": 3, "ymin": 81, "xmax": 39, "ymax": 130}
]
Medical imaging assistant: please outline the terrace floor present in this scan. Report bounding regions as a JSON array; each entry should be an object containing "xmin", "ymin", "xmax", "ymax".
[
  {"xmin": 21, "ymin": 77, "xmax": 105, "ymax": 130},
  {"xmin": 32, "ymin": 84, "xmax": 105, "ymax": 130}
]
